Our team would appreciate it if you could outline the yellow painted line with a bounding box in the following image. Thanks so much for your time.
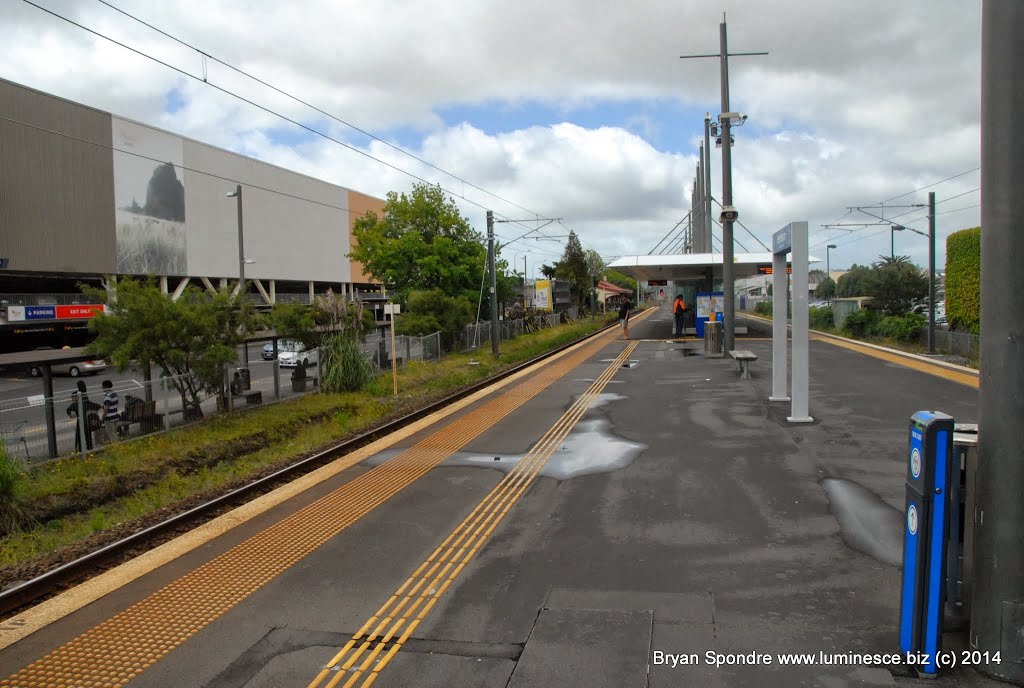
[309,341,638,688]
[812,333,978,388]
[0,331,621,687]
[740,312,978,388]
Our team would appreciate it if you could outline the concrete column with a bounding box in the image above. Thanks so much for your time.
[971,1,1024,680]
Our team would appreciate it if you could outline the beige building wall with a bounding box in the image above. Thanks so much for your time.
[347,191,386,285]
[0,79,116,274]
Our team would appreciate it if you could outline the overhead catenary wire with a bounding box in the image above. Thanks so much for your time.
[20,0,566,245]
[92,0,543,222]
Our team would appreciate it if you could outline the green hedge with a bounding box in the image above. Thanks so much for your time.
[842,309,924,343]
[809,306,834,330]
[946,227,980,333]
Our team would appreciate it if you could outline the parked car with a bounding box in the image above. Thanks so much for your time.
[28,351,107,378]
[277,341,318,368]
[262,342,276,360]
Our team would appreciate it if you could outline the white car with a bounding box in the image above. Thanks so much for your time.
[277,341,318,368]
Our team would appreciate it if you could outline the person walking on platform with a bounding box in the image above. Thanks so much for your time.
[618,298,632,340]
[672,293,688,337]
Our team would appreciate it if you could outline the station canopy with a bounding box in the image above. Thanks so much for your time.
[608,252,819,283]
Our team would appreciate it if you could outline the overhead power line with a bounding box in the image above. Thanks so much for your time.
[21,0,566,245]
[92,0,543,221]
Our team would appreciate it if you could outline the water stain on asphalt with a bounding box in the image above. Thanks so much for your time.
[360,395,644,480]
[822,477,903,568]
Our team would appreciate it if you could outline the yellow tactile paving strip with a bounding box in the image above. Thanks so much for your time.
[0,331,625,688]
[308,341,640,688]
[810,332,979,388]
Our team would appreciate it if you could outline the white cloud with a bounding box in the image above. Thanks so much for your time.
[0,0,982,269]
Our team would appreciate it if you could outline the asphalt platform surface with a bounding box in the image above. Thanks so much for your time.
[0,302,995,687]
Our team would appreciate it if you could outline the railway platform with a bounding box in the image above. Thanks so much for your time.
[0,302,995,687]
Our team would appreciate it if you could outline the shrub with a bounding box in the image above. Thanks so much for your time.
[809,306,835,330]
[879,313,927,342]
[321,333,374,393]
[946,227,980,333]
[842,308,882,338]
[754,301,773,316]
[0,439,28,533]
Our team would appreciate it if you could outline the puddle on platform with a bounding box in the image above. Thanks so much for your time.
[360,394,643,480]
[821,478,903,568]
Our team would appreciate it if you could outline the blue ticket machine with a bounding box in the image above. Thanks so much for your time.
[899,411,954,675]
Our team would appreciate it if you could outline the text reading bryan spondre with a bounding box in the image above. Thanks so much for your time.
[654,650,929,668]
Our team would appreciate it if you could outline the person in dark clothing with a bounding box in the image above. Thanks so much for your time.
[67,380,100,452]
[673,293,688,337]
[618,299,632,340]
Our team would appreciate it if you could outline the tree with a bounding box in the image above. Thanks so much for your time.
[554,231,590,307]
[836,264,873,297]
[863,255,928,315]
[815,277,836,300]
[604,269,637,292]
[348,183,486,304]
[395,289,475,352]
[539,263,556,279]
[85,278,254,419]
[269,291,376,350]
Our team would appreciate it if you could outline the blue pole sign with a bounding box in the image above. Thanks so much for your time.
[899,410,954,675]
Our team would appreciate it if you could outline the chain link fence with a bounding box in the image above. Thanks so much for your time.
[920,327,979,362]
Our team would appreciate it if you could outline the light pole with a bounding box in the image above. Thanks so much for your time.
[226,185,253,367]
[826,244,837,282]
[890,224,905,259]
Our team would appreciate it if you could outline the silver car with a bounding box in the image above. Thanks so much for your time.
[30,358,107,377]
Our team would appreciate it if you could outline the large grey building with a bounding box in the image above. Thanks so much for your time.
[0,78,385,349]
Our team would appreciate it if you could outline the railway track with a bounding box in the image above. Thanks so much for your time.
[0,321,617,618]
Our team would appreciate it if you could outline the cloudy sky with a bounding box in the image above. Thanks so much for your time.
[1,0,981,276]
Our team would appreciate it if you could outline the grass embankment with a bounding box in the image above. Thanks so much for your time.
[0,318,613,573]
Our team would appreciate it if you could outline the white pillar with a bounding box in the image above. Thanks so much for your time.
[308,281,315,304]
[269,279,276,304]
[770,249,789,402]
[787,221,813,423]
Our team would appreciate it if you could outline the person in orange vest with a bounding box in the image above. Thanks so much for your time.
[673,293,688,337]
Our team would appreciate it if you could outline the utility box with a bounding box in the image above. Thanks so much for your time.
[899,411,955,676]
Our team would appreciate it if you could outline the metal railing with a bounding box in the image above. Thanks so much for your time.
[0,293,98,307]
[920,327,979,361]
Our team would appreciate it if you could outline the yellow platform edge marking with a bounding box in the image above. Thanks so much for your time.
[0,330,604,653]
[2,334,617,687]
[740,312,978,385]
[307,341,638,688]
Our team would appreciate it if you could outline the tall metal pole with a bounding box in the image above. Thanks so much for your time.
[691,180,698,252]
[696,159,704,253]
[719,15,736,352]
[523,255,527,313]
[927,192,936,354]
[972,2,1024,681]
[487,211,499,357]
[234,184,249,367]
[891,226,896,259]
[704,114,713,253]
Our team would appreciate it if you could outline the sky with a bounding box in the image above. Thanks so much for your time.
[0,0,982,278]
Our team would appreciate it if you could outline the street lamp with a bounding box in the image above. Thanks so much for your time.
[226,185,251,367]
[514,254,527,312]
[826,244,837,280]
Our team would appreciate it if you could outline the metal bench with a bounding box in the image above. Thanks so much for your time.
[729,350,759,379]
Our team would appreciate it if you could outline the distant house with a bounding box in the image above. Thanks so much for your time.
[596,280,631,311]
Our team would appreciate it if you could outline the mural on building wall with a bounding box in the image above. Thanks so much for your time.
[112,119,187,275]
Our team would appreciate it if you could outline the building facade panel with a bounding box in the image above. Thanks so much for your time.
[347,191,386,284]
[0,79,116,274]
[182,139,351,283]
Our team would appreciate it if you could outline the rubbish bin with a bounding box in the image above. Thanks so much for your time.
[947,423,978,622]
[704,321,724,357]
[236,367,251,391]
